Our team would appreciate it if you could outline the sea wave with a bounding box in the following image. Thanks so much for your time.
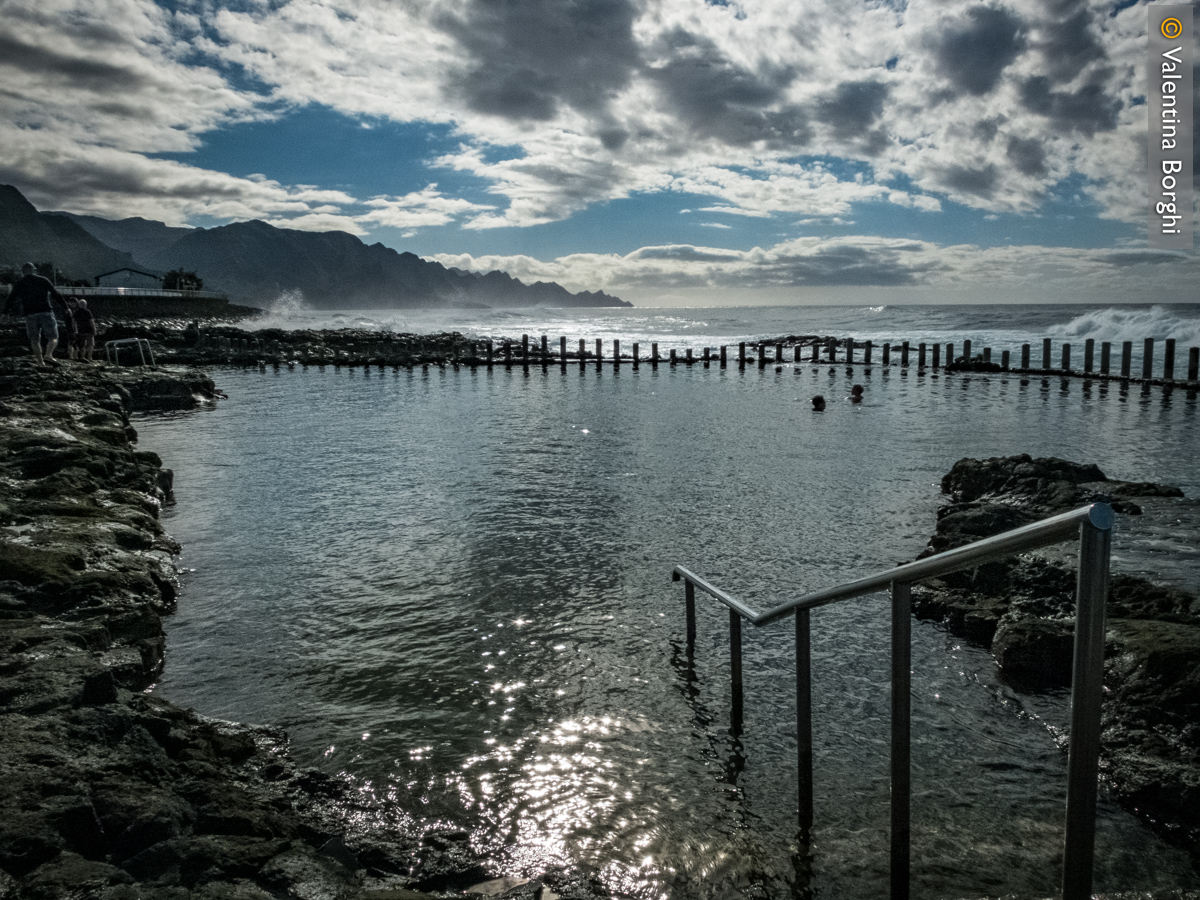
[1049,305,1200,346]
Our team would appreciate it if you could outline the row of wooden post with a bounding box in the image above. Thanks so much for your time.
[438,334,1200,383]
[234,332,1200,384]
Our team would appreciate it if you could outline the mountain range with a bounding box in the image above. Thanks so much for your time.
[0,185,629,309]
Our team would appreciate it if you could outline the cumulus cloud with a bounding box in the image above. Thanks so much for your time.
[431,236,1200,303]
[2,0,1193,283]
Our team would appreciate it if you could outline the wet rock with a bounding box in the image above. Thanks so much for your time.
[914,453,1200,859]
[992,617,1075,689]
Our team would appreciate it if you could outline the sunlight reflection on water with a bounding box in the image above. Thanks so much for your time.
[139,361,1200,898]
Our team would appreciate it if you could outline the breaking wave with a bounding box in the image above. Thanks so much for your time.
[1050,305,1200,346]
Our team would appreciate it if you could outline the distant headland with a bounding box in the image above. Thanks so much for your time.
[0,184,631,311]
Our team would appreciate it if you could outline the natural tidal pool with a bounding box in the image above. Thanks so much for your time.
[137,361,1200,899]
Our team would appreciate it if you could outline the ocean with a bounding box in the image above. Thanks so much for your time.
[136,303,1200,899]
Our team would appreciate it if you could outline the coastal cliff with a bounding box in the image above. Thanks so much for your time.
[0,359,617,899]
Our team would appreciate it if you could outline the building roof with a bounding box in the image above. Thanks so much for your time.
[95,267,163,279]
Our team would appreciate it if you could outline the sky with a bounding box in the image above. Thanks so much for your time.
[1,0,1197,306]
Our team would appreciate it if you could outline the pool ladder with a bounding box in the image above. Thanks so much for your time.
[672,502,1113,900]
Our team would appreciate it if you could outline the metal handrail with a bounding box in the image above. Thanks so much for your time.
[671,502,1113,900]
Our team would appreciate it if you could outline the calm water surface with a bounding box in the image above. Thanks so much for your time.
[138,358,1200,899]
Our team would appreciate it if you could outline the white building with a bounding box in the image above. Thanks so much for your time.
[96,268,162,289]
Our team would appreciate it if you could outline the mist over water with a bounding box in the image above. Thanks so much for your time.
[139,305,1200,899]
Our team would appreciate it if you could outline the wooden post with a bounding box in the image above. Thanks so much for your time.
[776,342,783,364]
[522,334,529,366]
[1084,339,1095,373]
[1042,338,1052,371]
[579,339,586,368]
[828,339,837,363]
[632,342,639,370]
[487,340,494,367]
[1001,349,1010,370]
[614,339,621,368]
[866,340,874,365]
[759,345,767,369]
[686,348,693,365]
[652,342,659,368]
[702,347,710,365]
[946,342,954,367]
[1164,339,1176,381]
[983,347,991,364]
[1100,342,1111,375]
[670,348,677,366]
[1121,341,1132,378]
[720,345,727,368]
[931,342,939,369]
[963,339,972,361]
[882,343,891,366]
[1188,347,1199,381]
[505,342,512,367]
[560,336,567,367]
[918,343,926,369]
[595,338,602,369]
[1021,343,1030,369]
[846,337,855,364]
[794,345,802,363]
[811,342,819,363]
[1062,344,1071,372]
[739,342,746,369]
[901,341,910,367]
[1142,339,1154,380]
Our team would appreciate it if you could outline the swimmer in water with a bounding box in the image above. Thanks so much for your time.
[849,384,864,403]
[811,395,826,411]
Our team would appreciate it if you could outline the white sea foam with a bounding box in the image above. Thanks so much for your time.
[1050,305,1200,346]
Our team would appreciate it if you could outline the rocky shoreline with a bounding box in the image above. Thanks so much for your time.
[911,454,1200,858]
[0,358,617,900]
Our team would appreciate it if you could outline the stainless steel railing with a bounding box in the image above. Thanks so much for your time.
[671,502,1113,900]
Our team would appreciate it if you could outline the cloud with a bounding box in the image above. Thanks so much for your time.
[0,0,1185,246]
[434,0,640,121]
[431,235,1200,302]
[930,6,1027,97]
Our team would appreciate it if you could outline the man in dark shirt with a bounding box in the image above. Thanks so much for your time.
[3,262,67,366]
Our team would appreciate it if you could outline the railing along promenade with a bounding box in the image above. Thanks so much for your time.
[210,332,1200,389]
[671,503,1114,900]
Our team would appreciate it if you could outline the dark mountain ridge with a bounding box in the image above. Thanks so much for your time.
[25,190,628,309]
[0,185,136,279]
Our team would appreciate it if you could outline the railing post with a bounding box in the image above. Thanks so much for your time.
[891,580,911,900]
[685,580,696,652]
[796,608,813,833]
[1061,508,1112,900]
[730,608,743,735]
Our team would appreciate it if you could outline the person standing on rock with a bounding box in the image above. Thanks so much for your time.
[73,298,97,361]
[2,262,68,366]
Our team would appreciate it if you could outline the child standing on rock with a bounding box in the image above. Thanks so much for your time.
[73,298,97,361]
